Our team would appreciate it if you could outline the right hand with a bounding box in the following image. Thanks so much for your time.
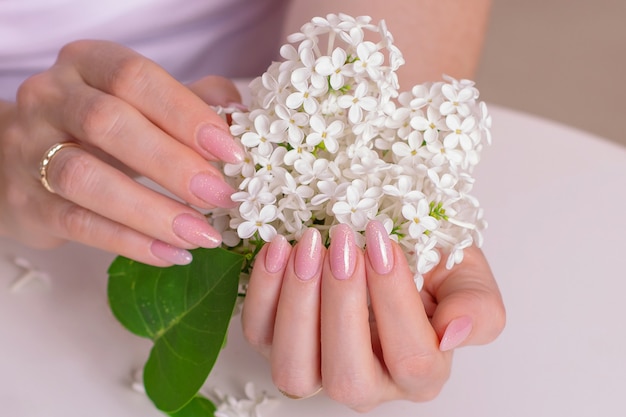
[0,40,244,266]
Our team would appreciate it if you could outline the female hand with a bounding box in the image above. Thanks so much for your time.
[241,220,505,411]
[0,40,244,266]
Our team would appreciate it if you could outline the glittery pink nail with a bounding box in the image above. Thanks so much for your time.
[150,240,192,265]
[172,213,221,248]
[190,173,237,208]
[294,228,322,281]
[329,224,356,280]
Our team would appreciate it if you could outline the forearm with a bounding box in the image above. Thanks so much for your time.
[284,0,492,86]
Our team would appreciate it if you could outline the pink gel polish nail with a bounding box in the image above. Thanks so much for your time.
[265,235,290,274]
[190,173,237,208]
[439,316,473,352]
[197,123,245,163]
[172,213,221,248]
[365,220,394,275]
[294,228,322,281]
[330,224,356,280]
[150,240,192,265]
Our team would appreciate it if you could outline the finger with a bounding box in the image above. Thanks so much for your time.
[48,81,237,210]
[57,40,245,164]
[44,144,222,253]
[242,235,292,359]
[365,221,450,402]
[38,197,182,266]
[270,228,324,398]
[320,225,387,411]
[187,75,242,107]
[424,245,506,351]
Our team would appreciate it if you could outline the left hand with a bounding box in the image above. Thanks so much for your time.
[241,220,505,412]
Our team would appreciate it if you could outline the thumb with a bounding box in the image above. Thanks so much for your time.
[423,245,506,351]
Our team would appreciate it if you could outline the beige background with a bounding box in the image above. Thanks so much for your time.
[476,0,625,147]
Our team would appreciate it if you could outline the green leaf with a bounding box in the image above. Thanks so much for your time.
[166,395,216,417]
[108,247,244,413]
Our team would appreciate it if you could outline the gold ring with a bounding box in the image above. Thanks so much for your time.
[278,386,323,400]
[39,142,81,194]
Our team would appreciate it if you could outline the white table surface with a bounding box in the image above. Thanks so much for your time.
[2,104,626,416]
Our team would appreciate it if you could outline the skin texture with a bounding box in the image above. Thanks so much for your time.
[242,224,504,411]
[0,1,504,409]
[285,0,493,85]
[0,41,243,265]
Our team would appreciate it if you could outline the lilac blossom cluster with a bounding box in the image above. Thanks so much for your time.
[214,14,492,289]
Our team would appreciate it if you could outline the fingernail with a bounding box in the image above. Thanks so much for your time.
[172,213,221,248]
[197,123,245,163]
[294,228,322,281]
[190,173,237,208]
[265,234,291,274]
[329,224,357,280]
[150,240,192,265]
[365,220,393,275]
[439,316,473,352]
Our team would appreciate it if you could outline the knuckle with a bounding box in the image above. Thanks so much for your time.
[389,351,437,378]
[57,202,93,239]
[271,367,318,399]
[241,325,271,352]
[323,376,376,410]
[107,53,151,97]
[388,351,450,395]
[51,150,95,197]
[16,72,51,111]
[57,40,90,61]
[77,94,125,141]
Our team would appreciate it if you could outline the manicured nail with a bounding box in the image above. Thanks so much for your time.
[150,240,192,265]
[439,316,473,352]
[365,220,393,275]
[197,123,245,163]
[294,228,322,281]
[172,213,221,248]
[265,235,291,274]
[190,173,237,208]
[329,224,357,280]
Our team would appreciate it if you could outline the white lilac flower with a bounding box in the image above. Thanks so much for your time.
[210,382,275,417]
[337,81,378,124]
[306,114,344,153]
[214,13,492,286]
[236,205,278,241]
[315,47,354,90]
[402,199,439,238]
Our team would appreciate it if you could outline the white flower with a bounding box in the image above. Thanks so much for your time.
[383,175,425,203]
[411,106,446,144]
[337,82,378,124]
[440,84,475,117]
[315,47,353,90]
[294,157,335,184]
[211,382,275,417]
[402,199,439,238]
[353,41,385,79]
[306,114,344,153]
[332,180,380,230]
[272,104,309,145]
[218,14,491,288]
[241,114,283,156]
[444,114,476,151]
[231,177,276,216]
[236,205,278,241]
